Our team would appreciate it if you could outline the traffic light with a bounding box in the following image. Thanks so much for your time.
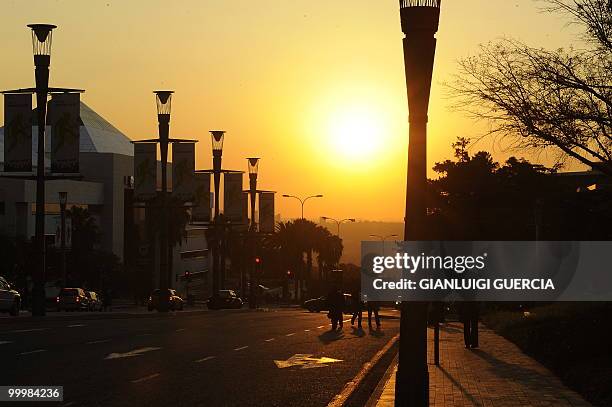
[184,271,191,282]
[254,257,261,264]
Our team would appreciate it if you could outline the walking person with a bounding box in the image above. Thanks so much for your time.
[350,290,363,329]
[327,286,344,330]
[367,301,381,329]
[459,301,479,348]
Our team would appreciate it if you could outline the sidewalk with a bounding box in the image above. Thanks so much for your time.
[374,322,591,407]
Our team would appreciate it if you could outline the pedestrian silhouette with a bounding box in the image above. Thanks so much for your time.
[459,301,479,348]
[327,286,344,330]
[367,301,381,329]
[350,290,364,329]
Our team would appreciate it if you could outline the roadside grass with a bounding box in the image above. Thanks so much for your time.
[483,302,612,407]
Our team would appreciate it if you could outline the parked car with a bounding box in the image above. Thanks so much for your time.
[0,276,21,316]
[86,291,102,312]
[57,288,89,311]
[147,289,184,311]
[207,290,243,310]
[303,294,353,313]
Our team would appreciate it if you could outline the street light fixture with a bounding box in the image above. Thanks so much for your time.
[282,194,323,219]
[58,192,68,287]
[369,234,398,256]
[247,158,260,231]
[247,157,260,309]
[154,90,174,312]
[210,130,225,301]
[29,23,57,317]
[321,216,356,236]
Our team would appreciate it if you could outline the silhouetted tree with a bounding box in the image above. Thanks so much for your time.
[449,0,612,175]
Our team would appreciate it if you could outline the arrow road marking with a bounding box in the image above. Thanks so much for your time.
[105,347,162,360]
[274,354,343,369]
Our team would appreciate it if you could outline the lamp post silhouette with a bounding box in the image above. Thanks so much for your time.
[210,130,225,301]
[59,191,67,287]
[155,90,173,312]
[281,194,323,219]
[247,157,260,309]
[396,1,441,406]
[321,216,355,237]
[29,24,56,316]
[369,234,398,256]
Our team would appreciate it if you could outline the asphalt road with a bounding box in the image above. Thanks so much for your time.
[1,308,400,407]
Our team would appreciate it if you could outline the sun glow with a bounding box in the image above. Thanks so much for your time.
[328,106,386,161]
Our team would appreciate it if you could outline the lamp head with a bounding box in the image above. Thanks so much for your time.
[58,191,67,206]
[247,157,260,176]
[27,24,56,57]
[399,0,441,34]
[154,90,173,116]
[210,131,225,153]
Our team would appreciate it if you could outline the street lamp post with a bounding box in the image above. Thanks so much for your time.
[281,194,323,219]
[29,23,57,317]
[397,1,441,406]
[59,192,67,287]
[369,234,398,256]
[321,216,355,237]
[247,158,260,309]
[210,131,225,301]
[155,90,173,312]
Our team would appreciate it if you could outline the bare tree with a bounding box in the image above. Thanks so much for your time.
[449,0,612,175]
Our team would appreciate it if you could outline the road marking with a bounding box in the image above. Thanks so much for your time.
[67,324,86,328]
[105,347,162,360]
[317,325,326,329]
[131,373,160,383]
[86,339,111,345]
[274,354,343,369]
[194,356,216,363]
[62,402,76,407]
[304,329,311,332]
[175,328,186,332]
[0,341,13,345]
[264,338,275,342]
[285,333,296,337]
[137,333,152,337]
[343,319,351,322]
[234,346,249,351]
[18,349,46,356]
[10,328,46,333]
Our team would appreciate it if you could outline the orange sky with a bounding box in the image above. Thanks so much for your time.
[0,0,583,221]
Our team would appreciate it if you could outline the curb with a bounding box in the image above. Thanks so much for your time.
[365,355,398,407]
[327,333,399,407]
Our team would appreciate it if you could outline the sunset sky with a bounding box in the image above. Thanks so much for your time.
[0,0,583,221]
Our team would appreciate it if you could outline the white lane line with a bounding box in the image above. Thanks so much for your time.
[194,356,216,363]
[18,349,46,356]
[105,347,162,360]
[67,324,86,328]
[234,346,249,351]
[285,333,296,337]
[304,329,311,332]
[10,328,46,333]
[0,341,13,345]
[61,402,76,407]
[317,325,326,329]
[264,338,275,342]
[343,319,351,323]
[86,339,111,345]
[175,328,186,332]
[131,373,160,383]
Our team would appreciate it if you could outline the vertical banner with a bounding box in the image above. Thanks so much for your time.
[259,192,275,233]
[223,172,243,222]
[171,142,195,201]
[193,172,211,222]
[242,192,249,226]
[49,93,80,173]
[3,93,32,172]
[134,143,157,201]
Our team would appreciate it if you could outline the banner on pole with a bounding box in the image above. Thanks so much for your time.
[3,94,32,172]
[49,93,80,173]
[171,142,195,201]
[259,192,275,233]
[134,143,157,201]
[193,172,212,222]
[242,192,249,226]
[223,172,243,222]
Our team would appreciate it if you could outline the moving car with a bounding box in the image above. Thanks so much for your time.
[57,288,89,311]
[147,289,184,311]
[207,290,243,310]
[0,276,21,316]
[303,294,353,313]
[86,291,102,311]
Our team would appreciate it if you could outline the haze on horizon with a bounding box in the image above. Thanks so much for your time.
[0,0,583,222]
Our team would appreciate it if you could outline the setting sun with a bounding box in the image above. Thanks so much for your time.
[328,106,386,161]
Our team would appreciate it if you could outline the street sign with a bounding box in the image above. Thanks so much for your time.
[274,354,342,369]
